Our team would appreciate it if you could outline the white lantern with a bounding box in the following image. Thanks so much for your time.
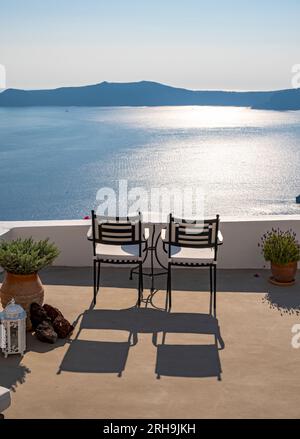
[0,299,26,358]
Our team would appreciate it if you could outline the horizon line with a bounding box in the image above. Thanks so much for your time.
[1,80,296,94]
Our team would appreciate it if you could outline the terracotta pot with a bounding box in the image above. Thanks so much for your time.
[0,272,44,330]
[271,262,297,284]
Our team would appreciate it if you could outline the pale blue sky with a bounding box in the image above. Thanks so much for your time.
[0,0,299,90]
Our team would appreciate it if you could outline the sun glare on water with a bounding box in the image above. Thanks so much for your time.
[98,105,299,131]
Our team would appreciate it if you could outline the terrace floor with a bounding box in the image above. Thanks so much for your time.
[1,267,300,419]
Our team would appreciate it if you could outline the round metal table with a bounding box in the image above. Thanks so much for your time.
[130,211,169,308]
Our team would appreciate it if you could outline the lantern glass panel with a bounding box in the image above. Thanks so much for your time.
[10,322,18,351]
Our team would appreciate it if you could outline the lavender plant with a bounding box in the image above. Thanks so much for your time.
[259,228,300,265]
[0,238,59,274]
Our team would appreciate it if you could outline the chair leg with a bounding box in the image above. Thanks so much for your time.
[93,259,97,305]
[213,265,217,317]
[140,262,144,293]
[209,265,213,315]
[165,265,169,311]
[138,262,142,307]
[168,262,172,311]
[97,260,101,293]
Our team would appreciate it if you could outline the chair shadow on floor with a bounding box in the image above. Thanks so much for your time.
[152,312,224,380]
[58,307,224,380]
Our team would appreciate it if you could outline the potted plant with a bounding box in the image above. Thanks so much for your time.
[260,228,300,285]
[0,238,59,329]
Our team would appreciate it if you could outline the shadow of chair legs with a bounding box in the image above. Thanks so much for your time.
[58,308,225,379]
[153,313,224,380]
[58,308,138,377]
[155,343,222,380]
[59,337,133,377]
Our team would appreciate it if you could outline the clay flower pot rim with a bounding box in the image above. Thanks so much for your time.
[6,271,38,276]
[270,261,298,266]
[5,271,39,277]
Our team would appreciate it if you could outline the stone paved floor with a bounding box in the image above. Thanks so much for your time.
[1,267,300,419]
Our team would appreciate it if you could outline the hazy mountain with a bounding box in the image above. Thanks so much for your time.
[0,80,299,110]
[252,88,300,110]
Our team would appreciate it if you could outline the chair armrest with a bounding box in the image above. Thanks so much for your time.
[141,228,150,254]
[161,228,169,254]
[87,226,93,241]
[218,230,224,245]
[143,227,150,241]
[161,228,167,242]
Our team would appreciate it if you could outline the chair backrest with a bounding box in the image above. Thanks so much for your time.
[168,214,220,253]
[91,211,142,246]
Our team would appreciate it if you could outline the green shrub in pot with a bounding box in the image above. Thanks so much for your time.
[0,238,59,329]
[259,229,300,284]
[0,238,59,274]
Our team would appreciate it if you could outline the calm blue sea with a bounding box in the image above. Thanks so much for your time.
[0,105,300,220]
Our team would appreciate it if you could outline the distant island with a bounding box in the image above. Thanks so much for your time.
[0,80,299,110]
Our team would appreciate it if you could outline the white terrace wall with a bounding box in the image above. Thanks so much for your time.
[0,221,91,268]
[1,216,300,269]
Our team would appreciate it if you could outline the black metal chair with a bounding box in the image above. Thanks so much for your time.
[88,211,148,306]
[162,214,223,315]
